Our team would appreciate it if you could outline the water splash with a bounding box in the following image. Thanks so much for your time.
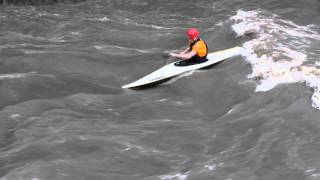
[231,10,320,109]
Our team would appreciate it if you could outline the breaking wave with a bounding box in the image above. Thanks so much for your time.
[231,10,320,109]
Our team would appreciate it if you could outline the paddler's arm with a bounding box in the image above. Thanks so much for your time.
[169,50,196,60]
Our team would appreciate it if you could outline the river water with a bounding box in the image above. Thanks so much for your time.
[0,0,320,179]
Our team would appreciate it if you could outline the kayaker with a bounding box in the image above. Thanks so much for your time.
[170,28,208,66]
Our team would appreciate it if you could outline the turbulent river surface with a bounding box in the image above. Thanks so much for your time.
[0,0,320,179]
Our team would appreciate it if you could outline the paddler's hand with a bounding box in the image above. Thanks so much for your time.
[169,52,179,57]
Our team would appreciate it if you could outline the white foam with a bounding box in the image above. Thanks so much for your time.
[95,17,110,22]
[204,164,216,171]
[11,32,66,43]
[231,10,320,109]
[232,21,261,37]
[24,50,46,54]
[93,45,156,54]
[126,19,172,30]
[0,72,54,80]
[159,172,189,180]
[231,10,261,37]
[0,73,29,80]
[10,114,21,120]
[311,92,320,109]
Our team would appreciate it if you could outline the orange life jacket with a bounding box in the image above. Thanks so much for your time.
[188,38,208,62]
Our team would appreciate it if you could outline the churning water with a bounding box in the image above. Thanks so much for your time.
[0,0,320,179]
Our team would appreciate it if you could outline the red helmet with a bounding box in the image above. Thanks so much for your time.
[186,28,199,39]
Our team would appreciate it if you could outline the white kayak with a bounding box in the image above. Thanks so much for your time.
[122,46,243,89]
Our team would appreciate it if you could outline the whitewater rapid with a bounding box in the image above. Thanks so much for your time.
[231,10,320,110]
